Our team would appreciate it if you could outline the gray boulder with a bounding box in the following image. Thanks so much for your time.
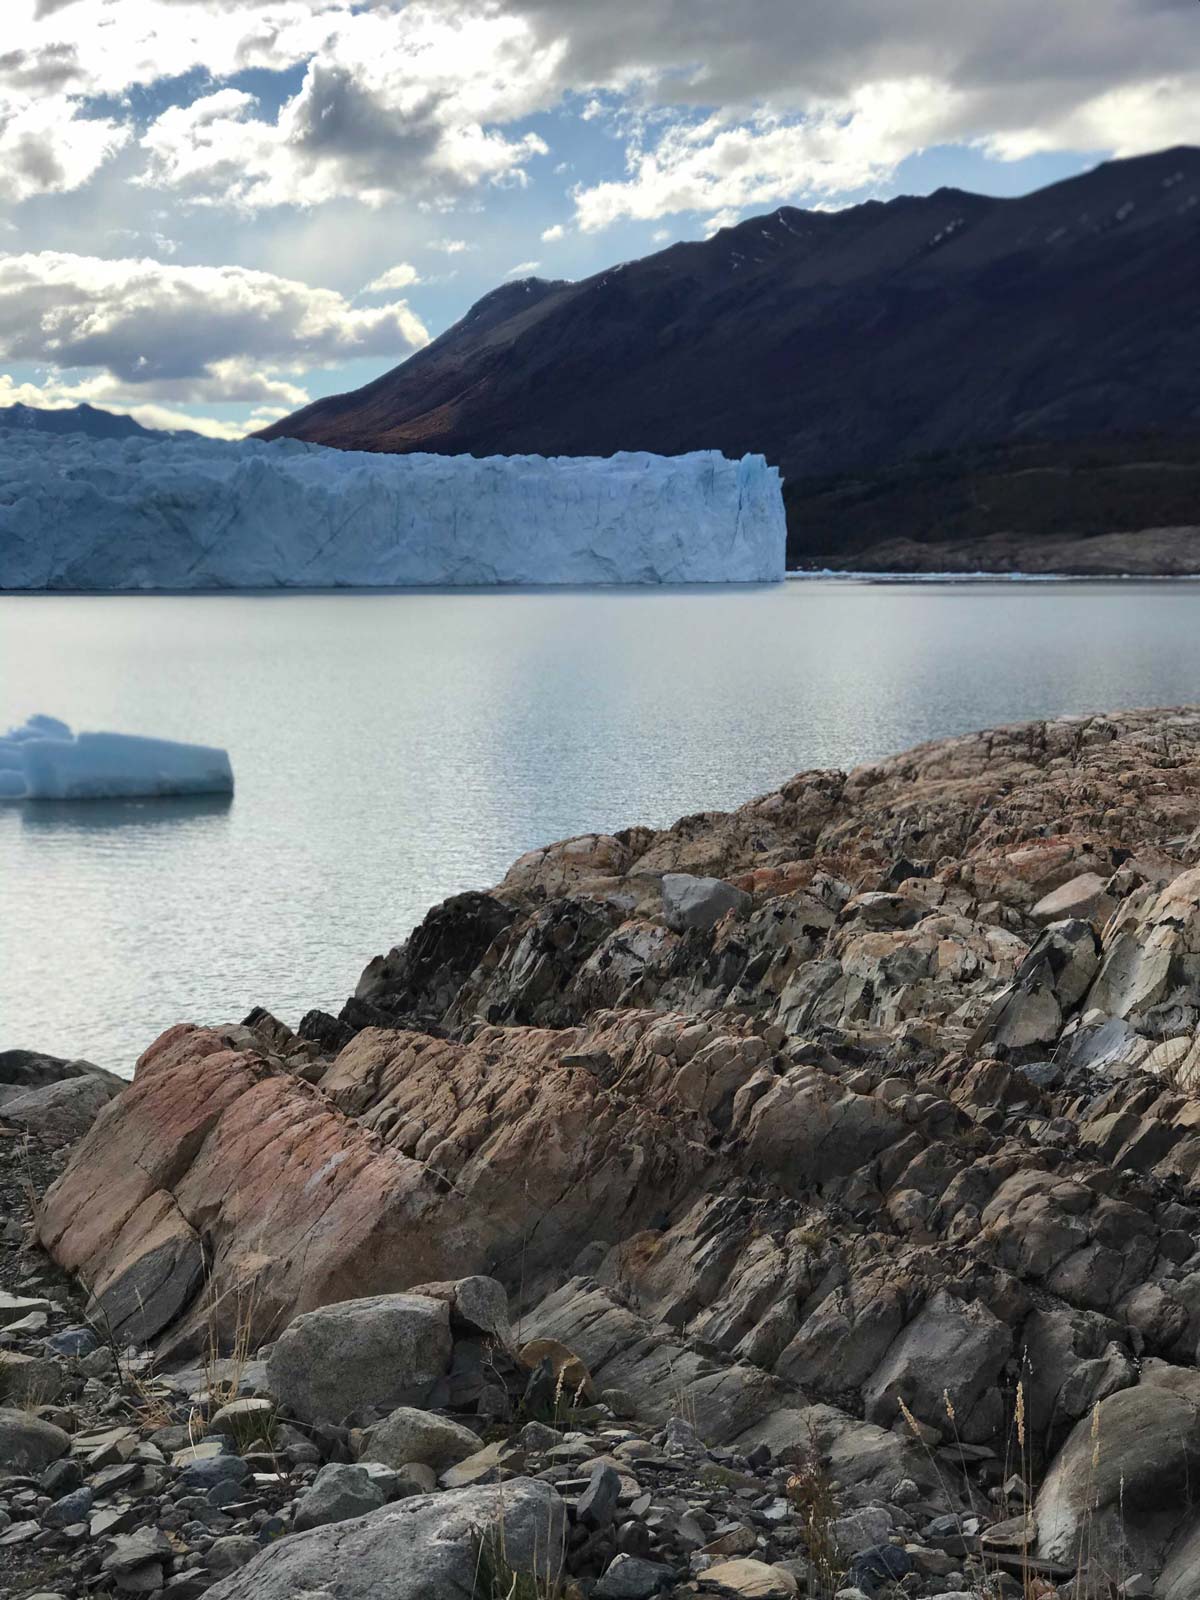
[266,1294,452,1424]
[0,1409,70,1473]
[0,1074,120,1142]
[203,1479,566,1600]
[404,1276,513,1346]
[359,1407,481,1473]
[863,1291,1012,1443]
[661,873,751,933]
[1036,1380,1200,1581]
[293,1463,385,1531]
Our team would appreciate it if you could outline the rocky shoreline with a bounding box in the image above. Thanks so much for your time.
[10,707,1200,1598]
[791,527,1200,577]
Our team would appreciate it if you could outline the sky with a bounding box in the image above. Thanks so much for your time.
[0,0,1196,440]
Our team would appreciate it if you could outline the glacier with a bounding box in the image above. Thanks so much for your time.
[0,433,785,590]
[0,715,233,800]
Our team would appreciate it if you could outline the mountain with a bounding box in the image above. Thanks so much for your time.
[0,403,170,441]
[259,147,1200,570]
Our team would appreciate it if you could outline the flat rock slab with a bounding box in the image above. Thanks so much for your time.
[0,1291,51,1327]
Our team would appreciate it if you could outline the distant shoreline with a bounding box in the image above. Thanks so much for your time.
[787,568,1200,583]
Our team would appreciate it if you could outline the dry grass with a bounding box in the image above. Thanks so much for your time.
[785,1452,841,1599]
[471,1479,567,1600]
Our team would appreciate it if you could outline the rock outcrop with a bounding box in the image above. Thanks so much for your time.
[35,706,1200,1596]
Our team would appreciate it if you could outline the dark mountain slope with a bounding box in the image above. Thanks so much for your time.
[260,148,1200,568]
[0,403,175,441]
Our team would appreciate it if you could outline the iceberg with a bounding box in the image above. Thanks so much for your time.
[0,434,786,590]
[0,715,233,800]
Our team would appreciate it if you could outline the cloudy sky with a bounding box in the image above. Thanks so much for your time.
[1,0,1196,439]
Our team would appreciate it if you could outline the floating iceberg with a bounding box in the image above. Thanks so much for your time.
[0,715,233,800]
[0,434,786,590]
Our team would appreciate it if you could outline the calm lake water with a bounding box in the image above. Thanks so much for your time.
[1,579,1197,1074]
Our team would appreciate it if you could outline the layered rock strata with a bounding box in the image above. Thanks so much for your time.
[36,706,1200,1594]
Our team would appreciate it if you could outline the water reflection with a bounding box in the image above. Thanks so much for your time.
[14,793,233,834]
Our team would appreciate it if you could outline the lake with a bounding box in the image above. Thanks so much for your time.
[1,579,1197,1074]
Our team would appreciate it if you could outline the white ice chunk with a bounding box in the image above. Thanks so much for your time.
[0,716,233,800]
[0,436,786,591]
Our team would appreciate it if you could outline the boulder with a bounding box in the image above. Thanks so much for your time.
[1088,868,1200,1020]
[0,1409,70,1473]
[1035,1382,1200,1580]
[661,873,752,933]
[267,1295,452,1425]
[293,1463,386,1531]
[1031,872,1115,927]
[358,1407,481,1473]
[202,1479,566,1600]
[863,1292,1012,1443]
[404,1275,513,1345]
[0,1074,121,1142]
[0,1047,121,1101]
[595,1554,679,1597]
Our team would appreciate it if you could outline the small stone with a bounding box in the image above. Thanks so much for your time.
[206,1479,244,1508]
[204,1534,260,1577]
[0,1520,40,1545]
[698,1558,798,1596]
[519,1420,562,1452]
[177,1454,249,1491]
[438,1439,524,1489]
[578,1462,622,1530]
[359,1406,480,1473]
[207,1398,275,1437]
[91,1505,142,1538]
[102,1526,173,1573]
[44,1326,99,1358]
[43,1486,92,1528]
[594,1554,678,1598]
[41,1457,84,1496]
[0,1291,52,1327]
[293,1463,385,1531]
[114,1565,166,1594]
[91,1462,142,1496]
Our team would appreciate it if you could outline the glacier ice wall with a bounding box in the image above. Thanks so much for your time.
[0,715,233,800]
[0,434,786,590]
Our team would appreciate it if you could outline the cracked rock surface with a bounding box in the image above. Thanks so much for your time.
[20,708,1200,1597]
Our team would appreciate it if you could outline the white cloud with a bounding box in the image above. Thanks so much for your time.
[540,223,566,242]
[136,5,558,211]
[571,80,965,231]
[363,262,422,292]
[4,0,1196,234]
[0,251,429,418]
[433,238,472,254]
[0,94,128,202]
[505,260,540,276]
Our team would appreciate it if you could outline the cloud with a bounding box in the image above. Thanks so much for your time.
[0,94,128,202]
[0,251,429,414]
[362,262,422,293]
[433,238,472,254]
[571,81,961,230]
[137,5,558,210]
[6,0,1197,232]
[505,259,540,276]
[540,223,566,242]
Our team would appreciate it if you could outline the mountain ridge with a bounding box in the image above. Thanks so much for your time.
[259,146,1200,568]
